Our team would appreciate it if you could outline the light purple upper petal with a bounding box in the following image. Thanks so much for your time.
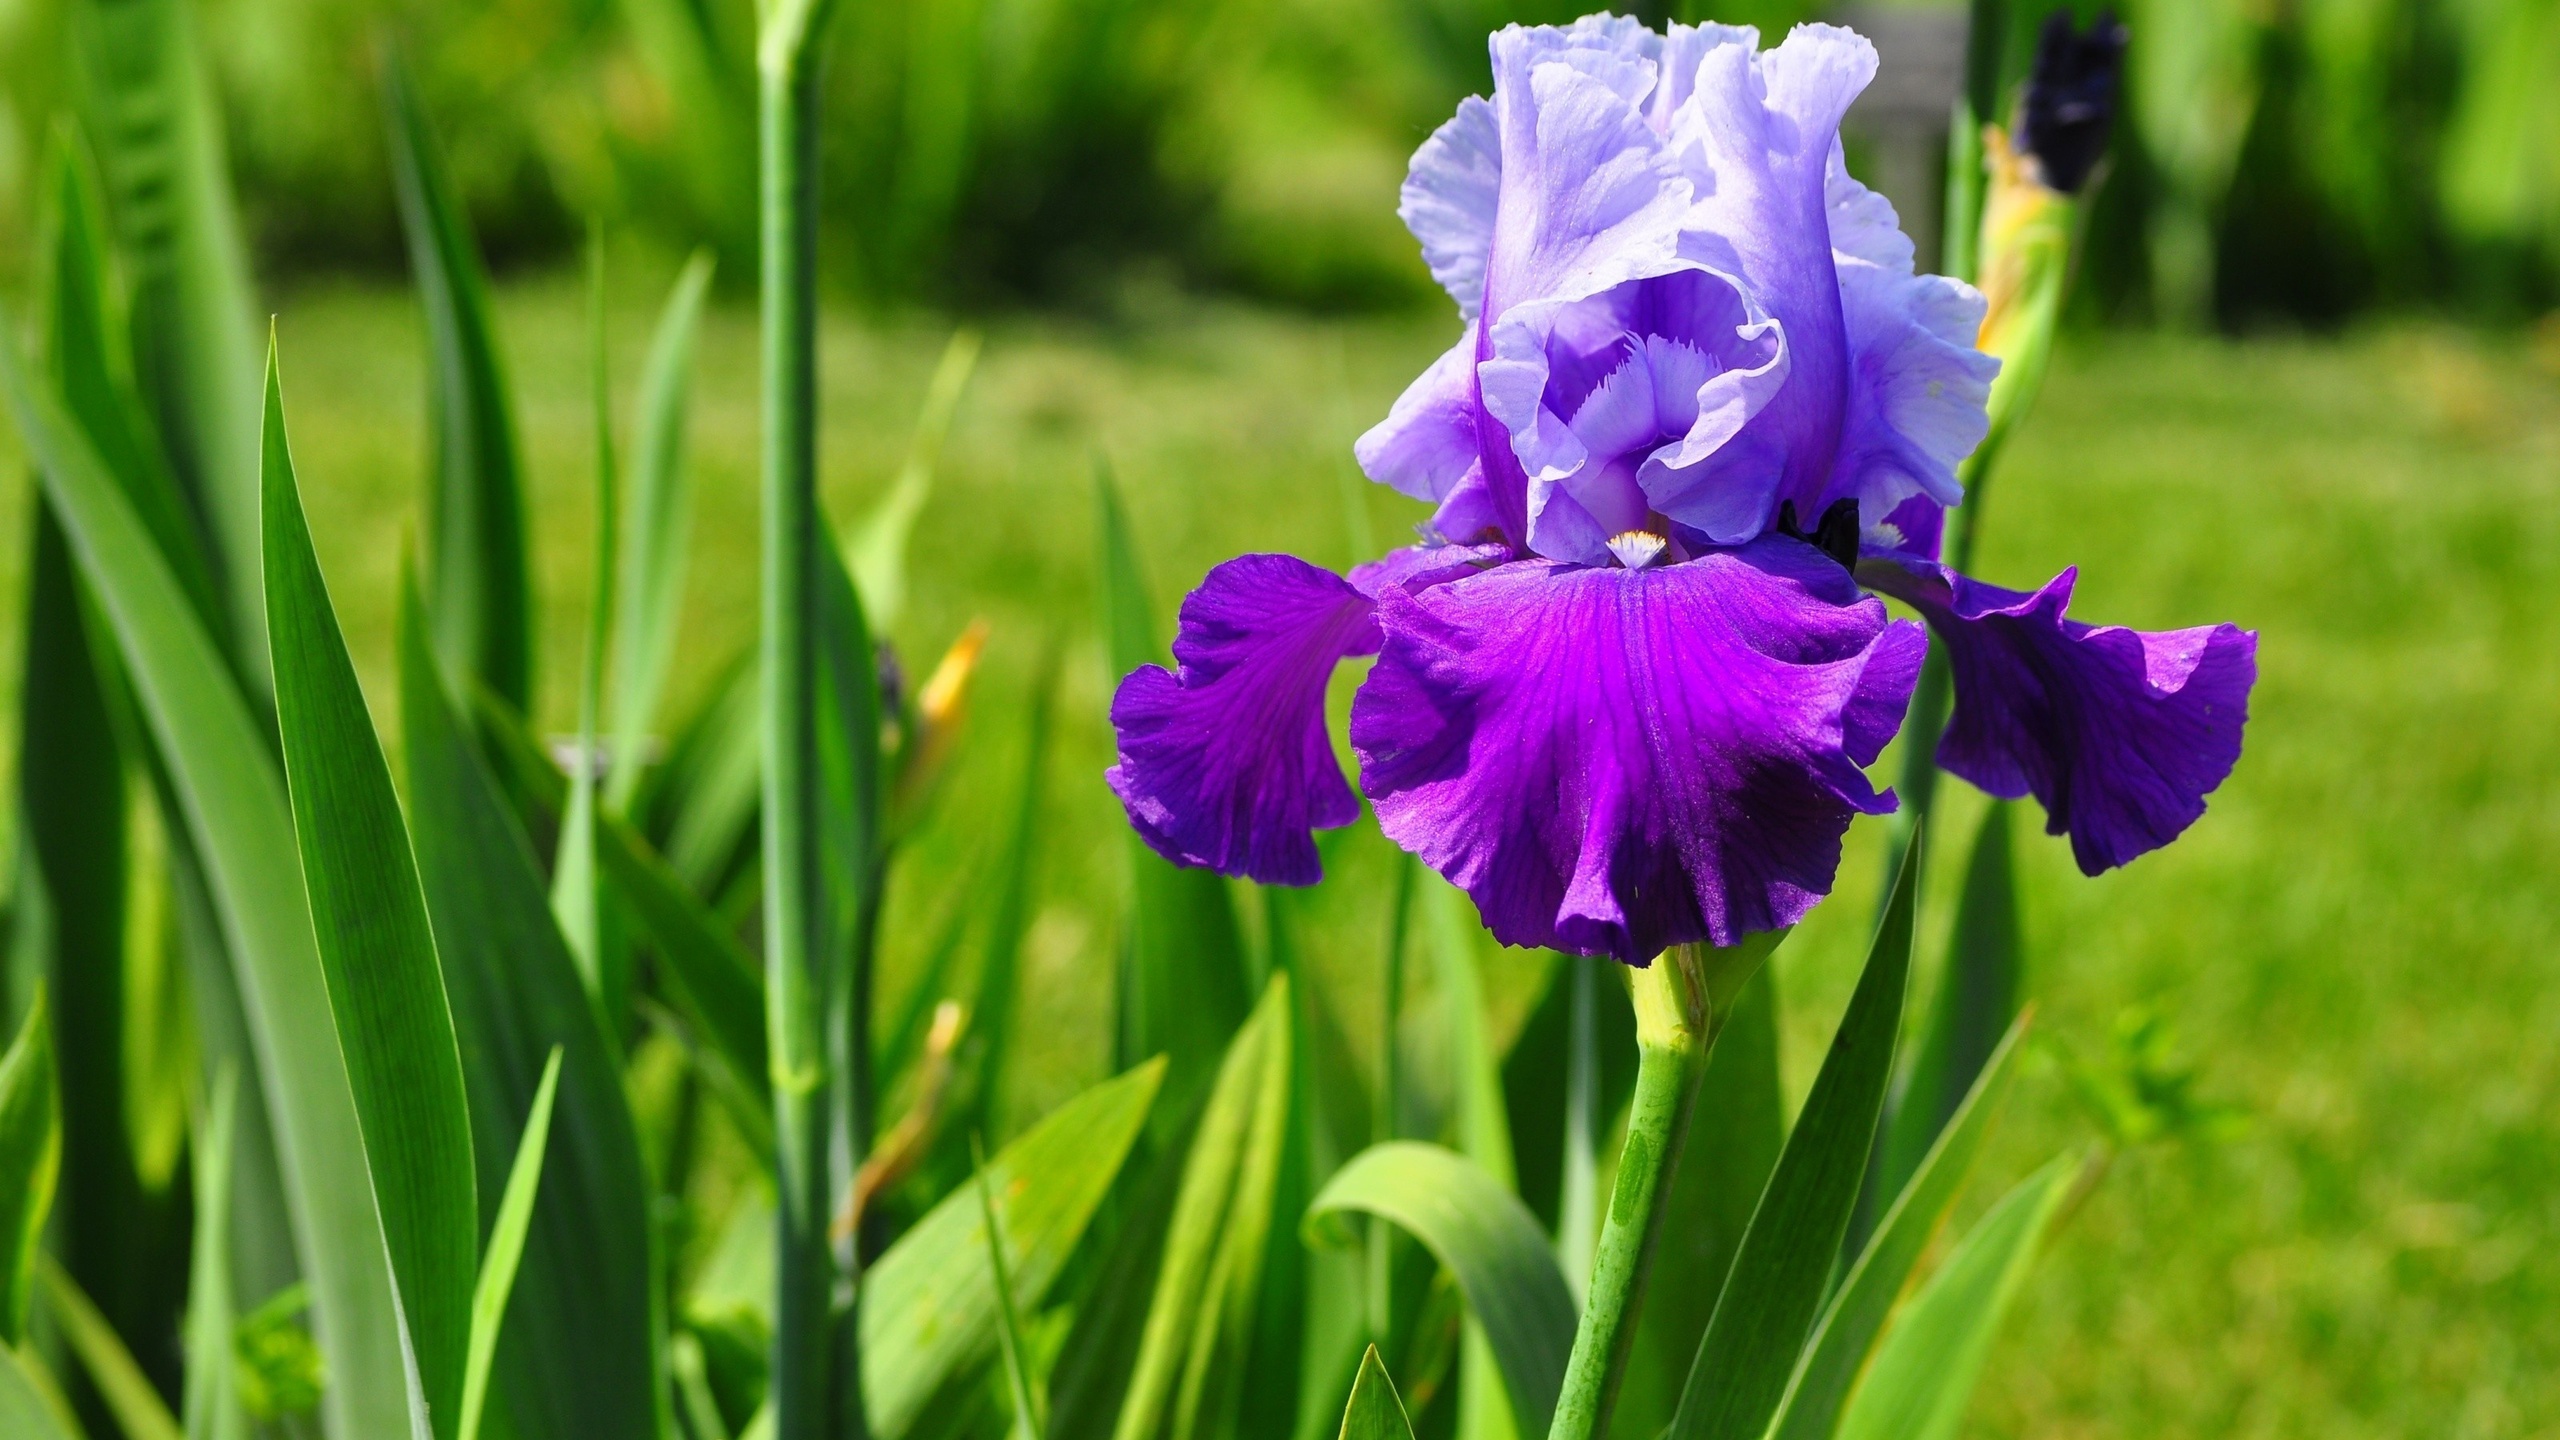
[1824,151,1998,523]
[1859,557,2257,874]
[1357,325,1482,506]
[1351,536,1921,961]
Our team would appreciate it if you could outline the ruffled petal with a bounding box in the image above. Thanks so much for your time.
[1108,555,1380,885]
[1650,24,1877,539]
[1352,537,1918,961]
[1823,150,1999,524]
[1402,97,1503,319]
[1859,558,2257,874]
[1356,325,1482,505]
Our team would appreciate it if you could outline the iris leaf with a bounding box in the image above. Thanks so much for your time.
[848,327,982,630]
[182,1066,244,1440]
[1338,1347,1416,1440]
[1108,977,1291,1440]
[607,248,717,812]
[263,346,478,1438]
[0,1347,79,1440]
[402,584,664,1440]
[0,303,416,1439]
[66,0,266,682]
[1305,1141,1577,1440]
[36,1256,180,1440]
[1831,1154,2077,1440]
[1769,1010,2033,1440]
[384,49,533,711]
[457,1048,565,1440]
[863,1058,1165,1439]
[1666,828,1921,1440]
[1871,801,2024,1229]
[0,990,59,1345]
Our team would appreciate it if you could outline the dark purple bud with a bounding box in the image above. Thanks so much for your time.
[2020,9,2128,195]
[875,638,906,718]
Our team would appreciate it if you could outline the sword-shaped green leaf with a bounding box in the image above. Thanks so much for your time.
[1770,1011,2034,1440]
[0,991,59,1344]
[384,50,533,712]
[0,1347,79,1440]
[263,347,477,1438]
[402,577,665,1440]
[37,1256,180,1440]
[67,0,266,683]
[863,1058,1165,1439]
[182,1066,244,1440]
[606,249,717,812]
[0,303,415,1439]
[1336,1348,1415,1440]
[457,1049,564,1440]
[1831,1155,2076,1440]
[1667,832,1921,1440]
[1305,1142,1577,1440]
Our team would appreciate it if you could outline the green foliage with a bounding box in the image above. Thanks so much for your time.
[1336,1348,1415,1440]
[386,51,535,714]
[36,1256,183,1440]
[181,1067,243,1440]
[2,299,418,1439]
[457,1049,565,1440]
[1830,1156,2079,1440]
[1668,837,1919,1440]
[1306,1142,1576,1439]
[0,991,60,1345]
[263,349,478,1438]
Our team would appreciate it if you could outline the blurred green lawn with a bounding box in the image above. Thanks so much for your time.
[6,273,2558,1437]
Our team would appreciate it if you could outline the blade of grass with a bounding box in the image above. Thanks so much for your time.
[1338,1347,1415,1440]
[42,128,229,653]
[556,232,623,1018]
[182,1065,243,1440]
[38,1256,179,1440]
[973,1135,1043,1440]
[66,0,266,687]
[1831,1154,2076,1440]
[1109,979,1287,1440]
[1168,973,1292,1440]
[262,343,477,1437]
[468,686,771,1099]
[1420,879,1521,1440]
[846,328,982,629]
[959,647,1056,1144]
[1665,836,1922,1440]
[1,315,416,1438]
[1870,802,2025,1233]
[384,49,534,712]
[402,582,666,1440]
[1306,1141,1574,1440]
[1094,464,1249,1127]
[1770,1010,2034,1440]
[607,248,718,813]
[0,990,59,1345]
[863,1058,1165,1439]
[0,1346,80,1440]
[31,136,206,1388]
[457,1048,564,1440]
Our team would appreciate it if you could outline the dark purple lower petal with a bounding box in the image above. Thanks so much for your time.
[1108,554,1380,885]
[1859,557,2256,873]
[1352,538,1920,962]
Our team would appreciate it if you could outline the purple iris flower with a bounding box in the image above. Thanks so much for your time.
[1107,16,2256,965]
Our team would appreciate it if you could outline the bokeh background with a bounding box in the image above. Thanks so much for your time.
[2,0,2558,1436]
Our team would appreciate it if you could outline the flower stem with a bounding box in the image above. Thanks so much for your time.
[1546,945,1722,1440]
[759,2,848,1437]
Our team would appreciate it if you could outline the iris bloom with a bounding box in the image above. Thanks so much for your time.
[1108,16,2255,965]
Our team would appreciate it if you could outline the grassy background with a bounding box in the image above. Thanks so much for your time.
[6,274,2558,1436]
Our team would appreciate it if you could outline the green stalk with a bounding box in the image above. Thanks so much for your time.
[1547,939,1771,1440]
[757,2,846,1437]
